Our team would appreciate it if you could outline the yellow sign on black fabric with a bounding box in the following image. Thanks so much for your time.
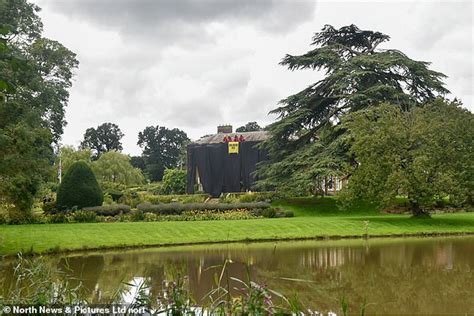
[228,142,239,154]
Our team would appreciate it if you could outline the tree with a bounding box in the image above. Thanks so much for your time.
[236,121,262,132]
[258,24,448,193]
[1,0,78,142]
[130,156,146,172]
[137,126,189,181]
[92,151,145,187]
[56,161,103,210]
[161,168,187,195]
[0,0,78,213]
[341,99,473,216]
[80,122,124,158]
[0,110,52,213]
[57,146,93,177]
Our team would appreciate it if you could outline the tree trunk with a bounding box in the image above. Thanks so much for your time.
[324,176,328,196]
[409,200,430,218]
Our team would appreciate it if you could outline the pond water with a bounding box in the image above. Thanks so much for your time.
[1,236,473,314]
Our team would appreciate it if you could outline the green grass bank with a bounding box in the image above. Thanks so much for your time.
[1,198,473,256]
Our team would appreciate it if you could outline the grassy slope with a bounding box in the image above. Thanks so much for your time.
[273,196,380,217]
[1,198,473,255]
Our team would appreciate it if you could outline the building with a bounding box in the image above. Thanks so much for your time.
[186,125,269,197]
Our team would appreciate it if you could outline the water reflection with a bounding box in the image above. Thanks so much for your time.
[1,237,473,314]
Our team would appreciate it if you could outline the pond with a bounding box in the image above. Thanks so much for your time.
[1,236,473,314]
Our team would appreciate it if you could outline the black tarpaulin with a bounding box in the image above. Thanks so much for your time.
[186,141,267,197]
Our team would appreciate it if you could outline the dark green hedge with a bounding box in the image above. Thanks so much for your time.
[137,202,270,215]
[82,204,131,216]
[56,161,103,210]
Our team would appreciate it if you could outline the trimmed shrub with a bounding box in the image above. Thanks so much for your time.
[137,202,270,215]
[82,204,131,216]
[284,210,294,217]
[137,210,257,222]
[142,193,209,204]
[56,161,103,210]
[220,192,278,203]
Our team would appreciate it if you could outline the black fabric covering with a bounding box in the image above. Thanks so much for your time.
[186,141,267,197]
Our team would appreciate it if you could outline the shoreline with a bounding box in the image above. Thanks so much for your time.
[3,230,474,258]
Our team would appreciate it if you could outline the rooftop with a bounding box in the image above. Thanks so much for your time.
[192,130,269,144]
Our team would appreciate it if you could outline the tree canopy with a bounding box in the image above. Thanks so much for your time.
[57,146,143,188]
[137,126,189,181]
[80,122,124,158]
[341,99,473,215]
[236,121,262,133]
[0,0,78,213]
[92,151,145,186]
[57,146,93,176]
[258,24,449,194]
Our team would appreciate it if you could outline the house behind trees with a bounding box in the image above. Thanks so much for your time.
[186,125,269,197]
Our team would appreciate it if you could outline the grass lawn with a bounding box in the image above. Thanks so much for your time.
[1,198,473,255]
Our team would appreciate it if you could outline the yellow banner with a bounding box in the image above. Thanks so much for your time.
[228,141,239,154]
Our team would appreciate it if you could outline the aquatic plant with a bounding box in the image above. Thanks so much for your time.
[1,254,372,315]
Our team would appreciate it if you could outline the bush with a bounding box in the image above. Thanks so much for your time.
[103,193,114,205]
[82,204,131,216]
[142,193,208,204]
[31,214,48,224]
[118,192,141,208]
[56,161,103,210]
[72,210,97,223]
[143,212,160,222]
[220,192,278,203]
[6,210,35,225]
[130,209,145,221]
[0,212,8,224]
[142,194,174,204]
[161,169,187,195]
[262,208,276,218]
[179,194,209,203]
[137,202,270,215]
[103,188,124,201]
[42,201,57,214]
[251,207,288,218]
[48,213,70,224]
[137,210,257,222]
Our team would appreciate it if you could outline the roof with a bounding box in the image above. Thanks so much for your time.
[192,130,270,144]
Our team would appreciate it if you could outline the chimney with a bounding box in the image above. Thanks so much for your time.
[217,125,232,134]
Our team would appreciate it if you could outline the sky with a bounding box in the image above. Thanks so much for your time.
[34,0,473,156]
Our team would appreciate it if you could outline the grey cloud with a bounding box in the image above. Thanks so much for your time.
[47,0,316,43]
[41,0,473,156]
[166,99,224,127]
[410,2,472,50]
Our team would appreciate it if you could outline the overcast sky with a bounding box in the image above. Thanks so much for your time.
[34,0,473,155]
